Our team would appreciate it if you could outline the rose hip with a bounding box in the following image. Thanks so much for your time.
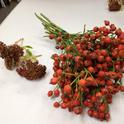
[53,102,60,108]
[47,90,53,97]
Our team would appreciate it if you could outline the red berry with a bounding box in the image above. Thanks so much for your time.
[56,69,62,76]
[49,34,55,39]
[84,33,90,38]
[82,50,88,57]
[120,86,124,92]
[101,49,107,56]
[99,80,105,85]
[106,80,113,86]
[119,50,124,57]
[99,112,105,121]
[72,100,80,107]
[86,77,94,83]
[93,111,99,118]
[61,103,67,109]
[95,31,101,38]
[96,92,102,98]
[107,98,112,104]
[47,90,53,97]
[90,34,96,40]
[73,107,83,114]
[91,96,97,103]
[104,37,111,44]
[93,26,99,32]
[84,60,92,67]
[110,24,116,31]
[50,77,58,85]
[88,66,95,73]
[64,85,72,94]
[105,113,110,121]
[98,71,105,78]
[78,79,86,87]
[89,52,97,59]
[104,20,110,26]
[105,56,112,62]
[88,109,93,117]
[119,32,124,39]
[97,55,104,62]
[101,88,107,94]
[53,102,60,108]
[75,56,81,62]
[103,28,110,36]
[55,46,59,49]
[54,89,60,97]
[118,44,124,50]
[56,37,62,42]
[115,28,122,36]
[83,101,89,106]
[99,104,106,112]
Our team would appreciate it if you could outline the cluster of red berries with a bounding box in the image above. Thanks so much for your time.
[47,20,124,121]
[0,41,46,80]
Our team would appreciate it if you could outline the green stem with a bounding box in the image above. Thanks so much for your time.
[84,67,94,79]
[70,71,84,85]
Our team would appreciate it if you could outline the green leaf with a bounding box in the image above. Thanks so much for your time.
[23,45,33,49]
[26,49,32,56]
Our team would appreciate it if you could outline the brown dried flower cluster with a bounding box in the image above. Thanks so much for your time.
[0,40,46,80]
[16,60,46,80]
[108,0,122,11]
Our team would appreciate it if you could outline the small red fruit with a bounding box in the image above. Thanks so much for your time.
[64,84,72,94]
[96,92,102,98]
[53,102,60,108]
[47,90,53,97]
[99,112,105,121]
[61,103,67,109]
[104,37,111,44]
[50,77,58,85]
[105,113,110,121]
[105,56,112,62]
[99,104,106,112]
[86,77,94,83]
[54,89,60,97]
[56,37,62,42]
[93,111,99,118]
[72,100,80,107]
[91,96,97,103]
[98,71,105,78]
[93,26,99,32]
[88,66,95,73]
[88,109,93,117]
[120,86,124,92]
[90,34,96,40]
[97,55,104,62]
[56,69,62,76]
[73,107,83,114]
[84,60,92,67]
[49,33,55,39]
[104,20,110,26]
[110,24,116,31]
[101,49,107,56]
[78,79,86,87]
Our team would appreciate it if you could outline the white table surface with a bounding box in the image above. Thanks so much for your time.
[0,0,124,124]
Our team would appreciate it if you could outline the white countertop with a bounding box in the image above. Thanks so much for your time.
[0,0,124,124]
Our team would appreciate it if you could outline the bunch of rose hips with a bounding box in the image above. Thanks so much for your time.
[46,20,124,121]
[36,13,124,121]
